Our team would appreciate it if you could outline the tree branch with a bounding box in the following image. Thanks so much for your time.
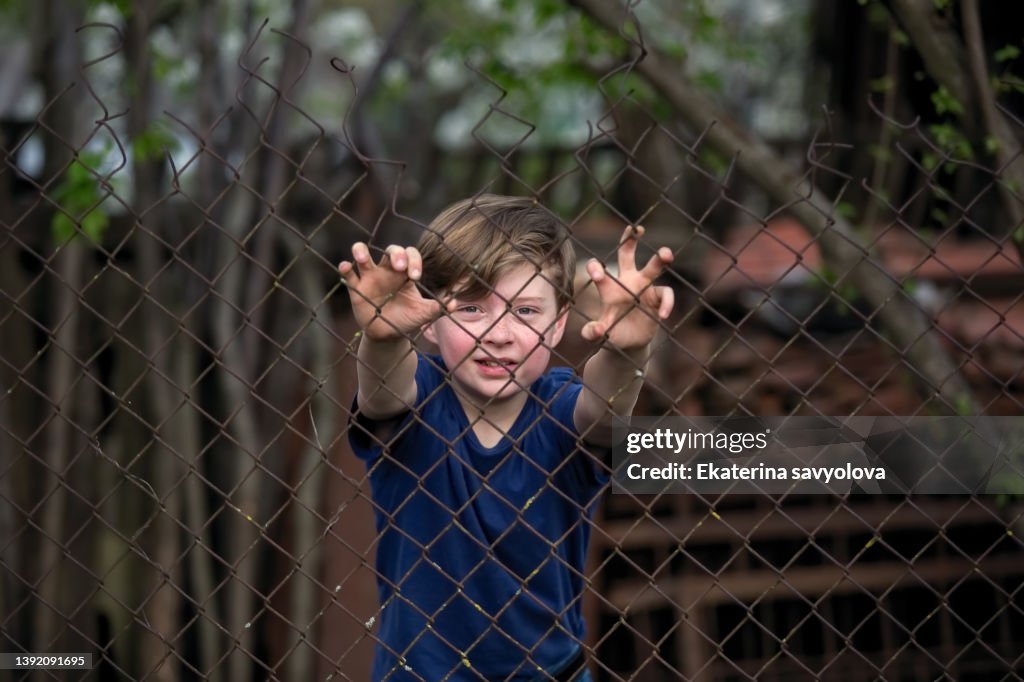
[890,0,1023,254]
[35,0,86,653]
[567,0,986,416]
[888,0,971,106]
[283,242,337,682]
[961,0,1024,251]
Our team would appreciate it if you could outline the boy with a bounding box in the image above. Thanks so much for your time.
[340,195,673,681]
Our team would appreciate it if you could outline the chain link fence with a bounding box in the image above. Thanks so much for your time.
[2,7,1024,682]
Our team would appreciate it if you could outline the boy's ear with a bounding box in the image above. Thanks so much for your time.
[423,320,437,345]
[548,305,570,347]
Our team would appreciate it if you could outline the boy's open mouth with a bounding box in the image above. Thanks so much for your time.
[475,358,517,372]
[475,356,516,366]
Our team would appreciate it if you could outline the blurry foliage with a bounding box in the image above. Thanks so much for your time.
[132,120,180,163]
[994,41,1024,96]
[88,0,132,17]
[1,0,815,178]
[0,0,28,21]
[930,85,963,117]
[423,0,806,148]
[50,148,111,245]
[815,263,862,308]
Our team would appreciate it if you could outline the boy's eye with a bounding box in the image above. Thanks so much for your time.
[456,305,482,315]
[515,307,539,316]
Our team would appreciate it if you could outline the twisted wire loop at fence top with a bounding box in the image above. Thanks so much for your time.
[1,10,1023,682]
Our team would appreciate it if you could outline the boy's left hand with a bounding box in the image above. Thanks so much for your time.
[581,225,674,350]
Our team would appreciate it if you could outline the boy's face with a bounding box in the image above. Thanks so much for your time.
[424,263,567,406]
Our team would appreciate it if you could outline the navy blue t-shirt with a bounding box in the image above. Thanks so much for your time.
[349,354,609,681]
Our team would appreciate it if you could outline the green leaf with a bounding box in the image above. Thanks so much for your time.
[80,207,109,242]
[49,149,111,246]
[693,11,719,41]
[817,264,838,286]
[995,44,1021,63]
[868,144,892,163]
[86,0,130,13]
[838,283,859,305]
[928,122,973,160]
[662,42,687,61]
[931,86,964,116]
[995,74,1024,95]
[621,18,640,41]
[867,4,889,26]
[992,468,1024,504]
[534,0,560,23]
[700,149,729,178]
[954,393,973,417]
[869,75,894,93]
[52,212,77,243]
[694,71,722,91]
[132,122,179,163]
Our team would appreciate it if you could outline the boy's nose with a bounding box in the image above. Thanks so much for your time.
[482,313,513,344]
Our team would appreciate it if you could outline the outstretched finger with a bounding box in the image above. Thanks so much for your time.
[580,319,605,342]
[338,260,360,287]
[656,285,675,319]
[639,246,674,280]
[616,225,644,274]
[586,258,618,300]
[406,247,423,281]
[351,242,373,270]
[585,258,606,283]
[381,244,408,273]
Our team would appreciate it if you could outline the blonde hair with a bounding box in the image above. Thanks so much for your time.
[418,195,575,307]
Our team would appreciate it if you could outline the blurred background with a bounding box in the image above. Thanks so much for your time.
[1,0,1023,679]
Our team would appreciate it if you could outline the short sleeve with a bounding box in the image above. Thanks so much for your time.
[535,366,583,440]
[534,367,610,488]
[347,353,445,462]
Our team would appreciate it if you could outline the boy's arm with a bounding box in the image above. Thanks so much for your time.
[339,243,440,420]
[355,335,419,420]
[574,226,674,445]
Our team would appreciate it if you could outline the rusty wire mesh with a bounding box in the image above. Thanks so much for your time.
[2,8,1024,682]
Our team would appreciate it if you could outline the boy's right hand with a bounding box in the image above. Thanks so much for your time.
[338,243,441,341]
